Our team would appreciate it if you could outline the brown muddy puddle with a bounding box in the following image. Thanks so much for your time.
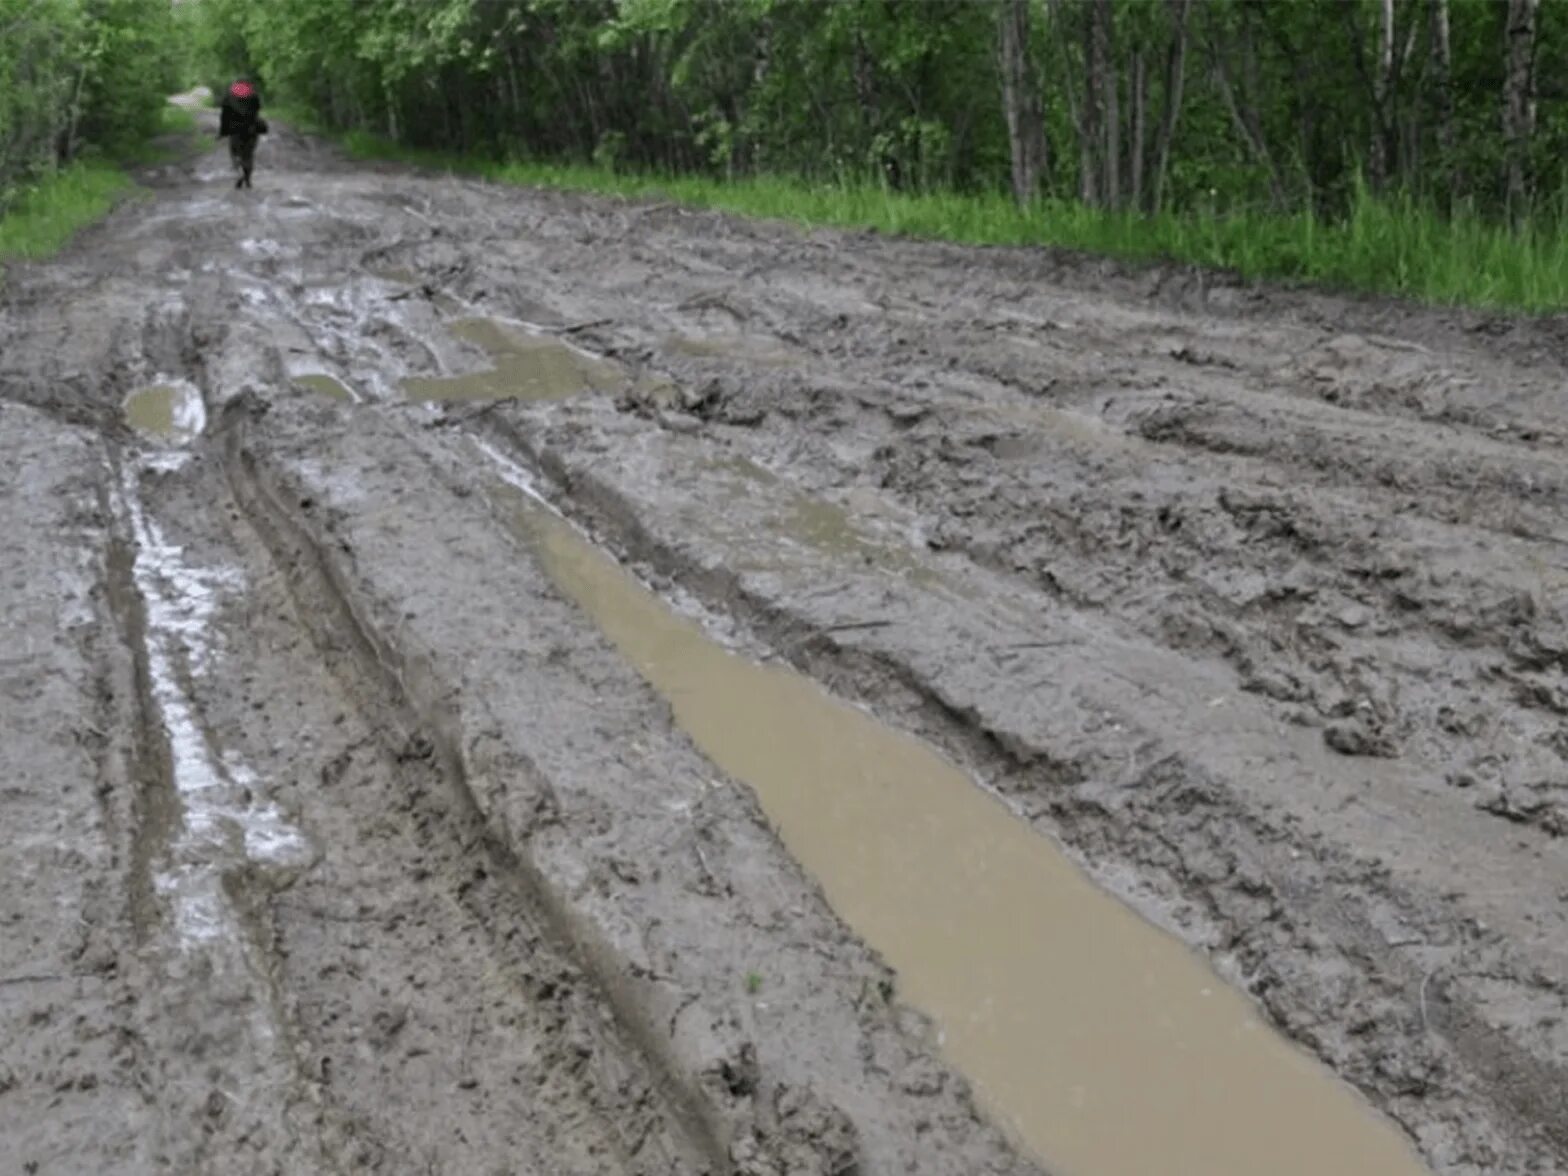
[124,381,206,444]
[484,466,1429,1176]
[403,318,622,403]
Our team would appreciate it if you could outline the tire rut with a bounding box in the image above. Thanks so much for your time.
[220,421,716,1174]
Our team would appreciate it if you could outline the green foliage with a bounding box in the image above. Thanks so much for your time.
[176,0,1564,221]
[0,0,180,211]
[325,120,1568,311]
[76,0,182,152]
[159,105,198,136]
[179,0,1568,305]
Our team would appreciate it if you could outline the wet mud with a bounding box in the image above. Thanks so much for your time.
[0,106,1564,1175]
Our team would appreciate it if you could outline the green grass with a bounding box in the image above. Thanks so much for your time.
[302,118,1568,312]
[0,162,133,269]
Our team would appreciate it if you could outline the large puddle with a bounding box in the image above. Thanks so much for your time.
[482,456,1429,1176]
[403,318,622,403]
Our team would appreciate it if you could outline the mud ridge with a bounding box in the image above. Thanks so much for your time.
[221,404,730,1173]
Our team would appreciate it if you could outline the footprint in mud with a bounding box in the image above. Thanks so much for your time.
[402,318,622,403]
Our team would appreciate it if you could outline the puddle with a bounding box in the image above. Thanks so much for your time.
[403,318,622,403]
[482,458,1429,1176]
[125,381,206,444]
[294,373,357,403]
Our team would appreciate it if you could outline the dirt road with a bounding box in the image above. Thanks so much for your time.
[1,111,1565,1175]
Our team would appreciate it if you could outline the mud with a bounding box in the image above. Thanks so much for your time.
[0,106,1564,1174]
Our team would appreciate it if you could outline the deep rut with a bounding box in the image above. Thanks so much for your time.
[221,425,712,1174]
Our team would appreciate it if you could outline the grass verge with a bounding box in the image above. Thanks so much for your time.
[0,162,133,269]
[289,114,1568,312]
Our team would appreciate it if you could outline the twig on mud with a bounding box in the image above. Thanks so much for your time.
[782,619,893,652]
[434,401,509,428]
[667,991,701,1039]
[0,974,64,988]
[554,318,612,336]
[692,839,718,893]
[458,1010,479,1086]
[402,202,437,227]
[1419,967,1440,1032]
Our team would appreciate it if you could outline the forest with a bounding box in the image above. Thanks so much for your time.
[186,0,1563,228]
[3,2,1566,303]
[0,0,181,204]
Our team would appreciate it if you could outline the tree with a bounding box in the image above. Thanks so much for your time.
[176,0,1567,230]
[1148,0,1190,214]
[997,0,1046,204]
[1502,0,1540,227]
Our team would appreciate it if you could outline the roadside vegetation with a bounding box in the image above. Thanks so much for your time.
[0,0,184,268]
[57,0,1568,309]
[326,122,1568,312]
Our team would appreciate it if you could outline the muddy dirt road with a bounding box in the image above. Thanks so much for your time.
[2,111,1565,1175]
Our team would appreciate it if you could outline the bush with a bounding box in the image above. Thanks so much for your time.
[0,0,178,212]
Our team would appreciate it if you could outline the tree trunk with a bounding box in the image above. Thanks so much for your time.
[1081,0,1107,206]
[1430,0,1456,201]
[1096,0,1119,208]
[997,0,1047,205]
[1078,0,1102,205]
[1207,6,1287,209]
[60,61,89,164]
[1045,0,1090,202]
[1149,0,1190,214]
[1130,51,1146,213]
[1370,0,1394,190]
[1503,0,1540,228]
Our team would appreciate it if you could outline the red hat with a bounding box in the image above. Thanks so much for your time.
[230,81,254,99]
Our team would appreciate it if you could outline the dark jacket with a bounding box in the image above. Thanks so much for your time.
[219,91,267,138]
